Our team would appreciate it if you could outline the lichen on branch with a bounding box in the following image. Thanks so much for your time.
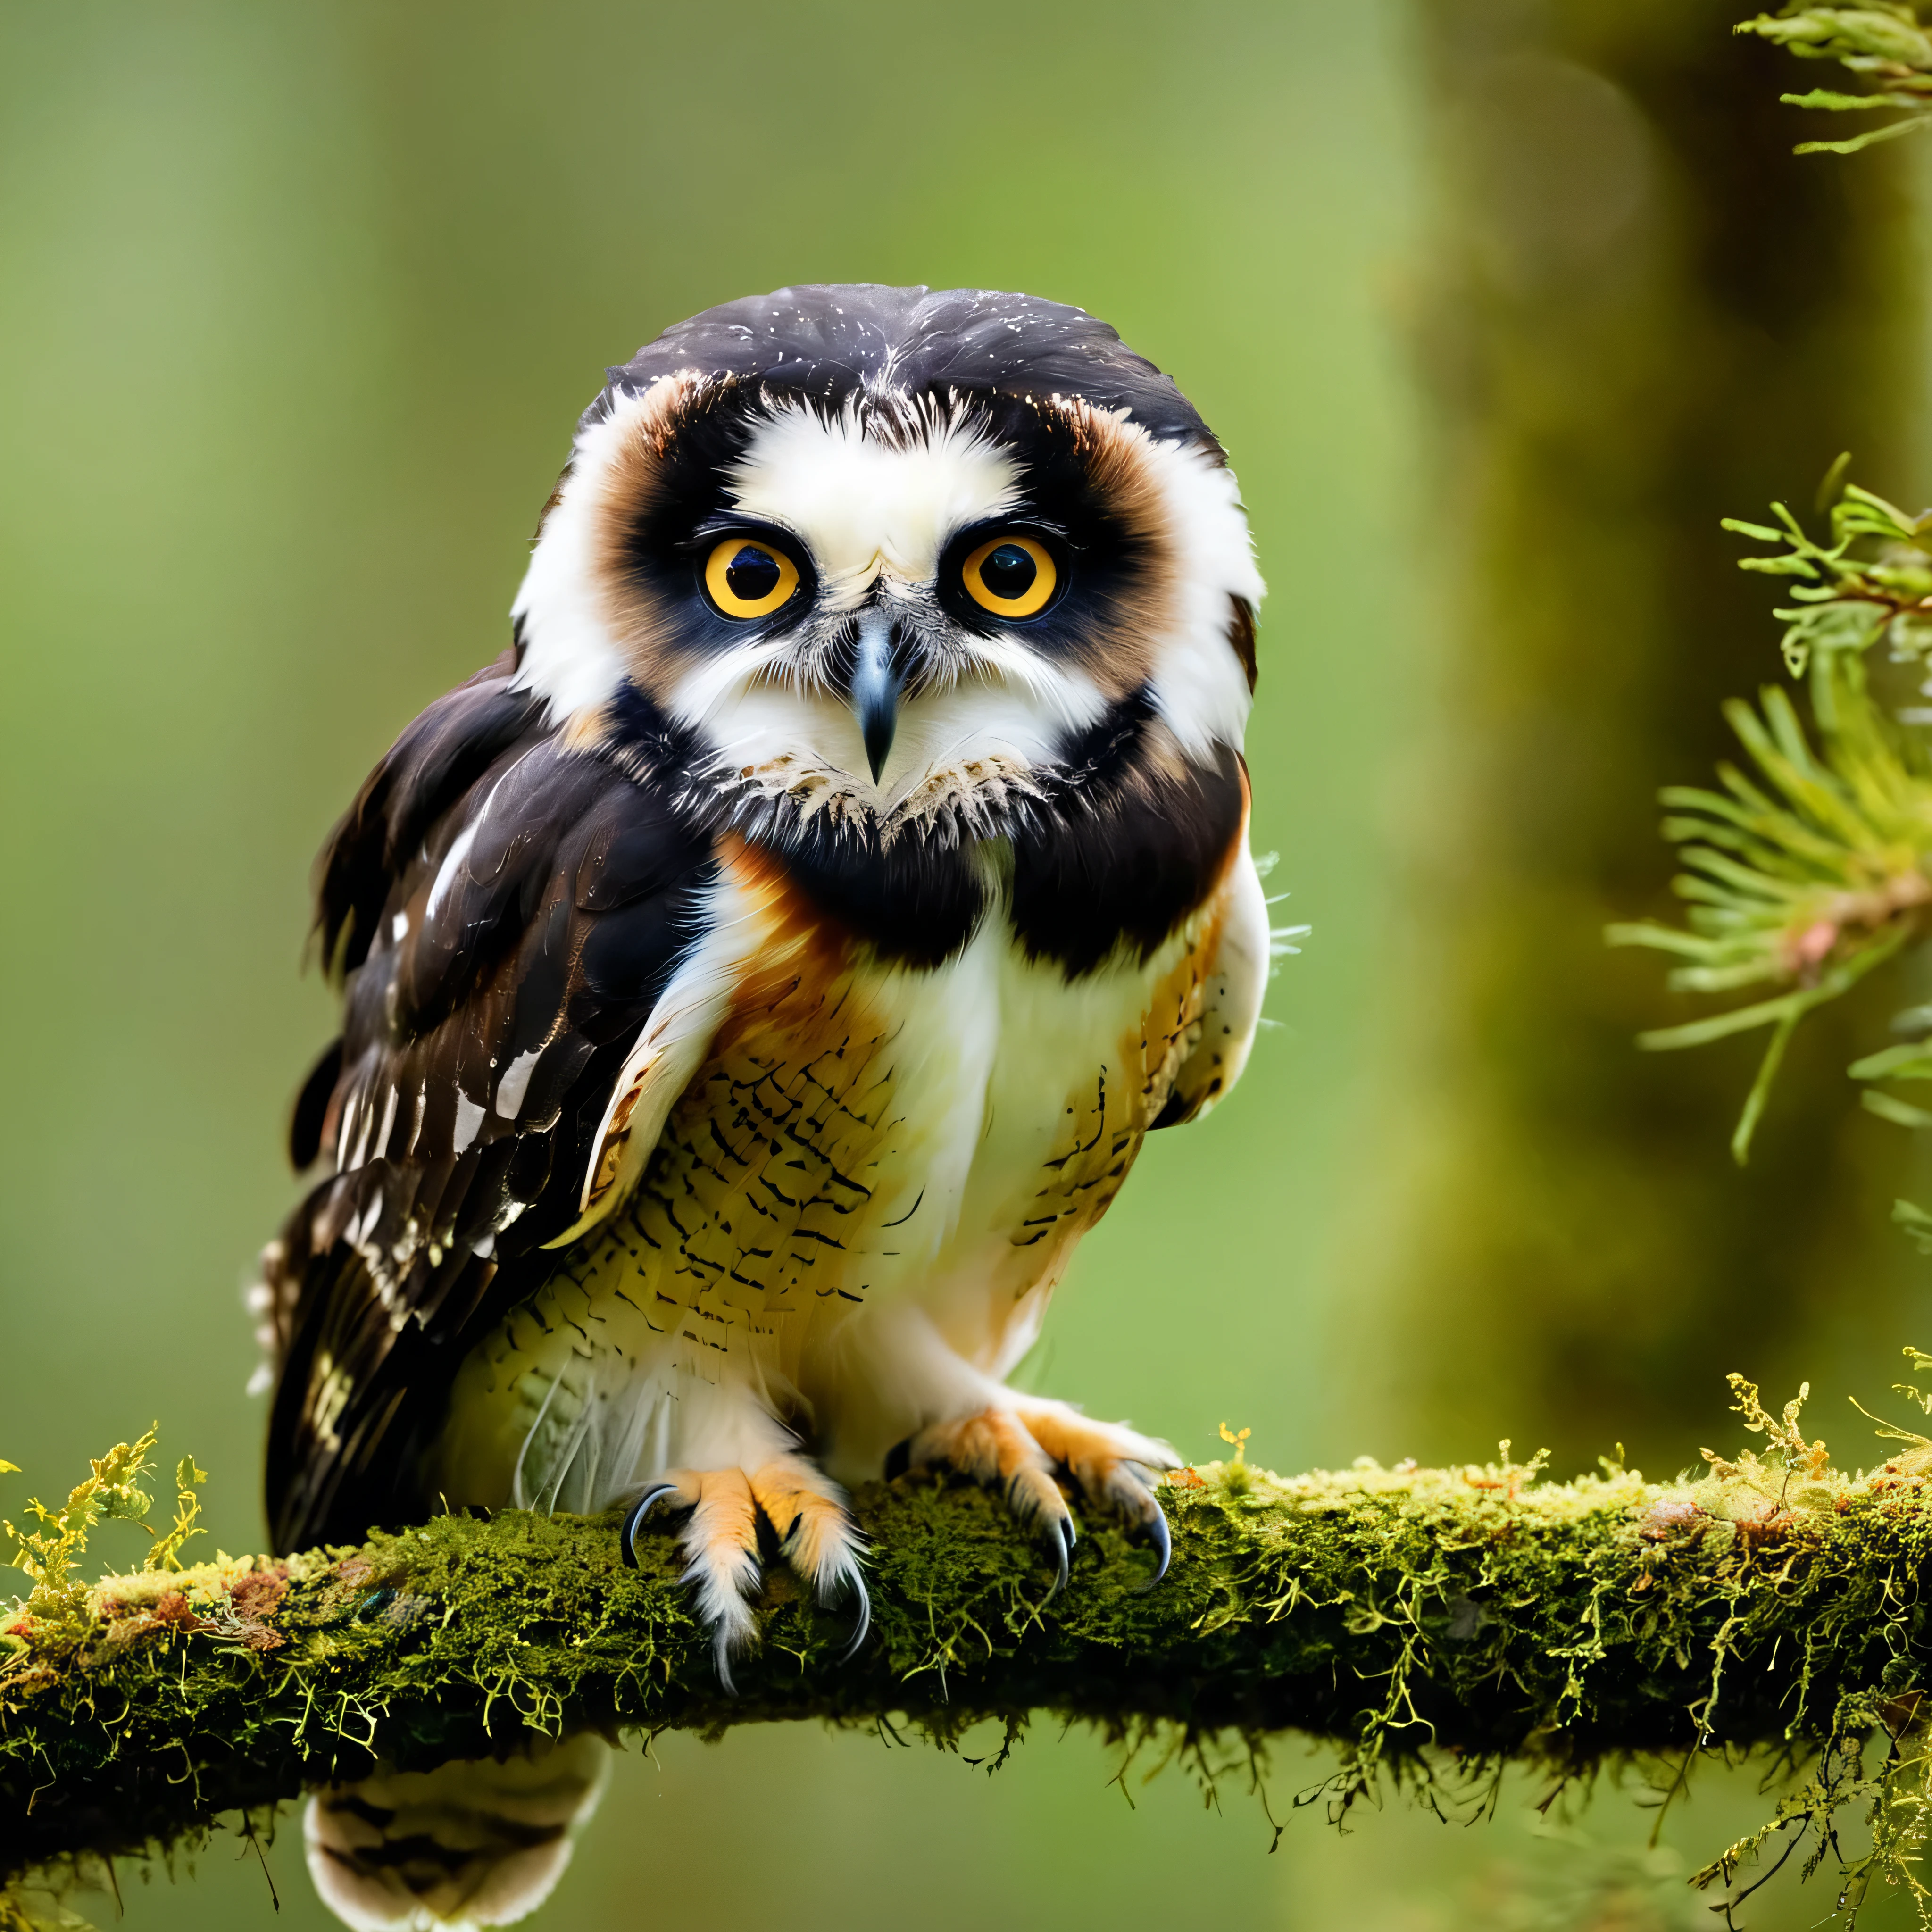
[8,1379,1932,1925]
[0,1428,204,1640]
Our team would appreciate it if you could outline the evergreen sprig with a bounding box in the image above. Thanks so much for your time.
[1608,482,1932,1159]
[1723,469,1932,676]
[1738,4,1932,153]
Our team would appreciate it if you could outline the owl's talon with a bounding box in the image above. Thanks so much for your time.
[1042,1512,1074,1602]
[1137,1496,1172,1591]
[836,1570,873,1662]
[907,1403,1178,1600]
[908,1401,1179,1599]
[626,1460,866,1687]
[619,1483,682,1567]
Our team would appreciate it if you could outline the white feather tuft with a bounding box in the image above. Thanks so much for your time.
[1134,434,1266,758]
[508,392,654,720]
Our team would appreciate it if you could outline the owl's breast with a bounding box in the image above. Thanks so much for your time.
[626,835,1223,1366]
[427,833,1226,1508]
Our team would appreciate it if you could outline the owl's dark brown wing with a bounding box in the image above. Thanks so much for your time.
[263,655,716,1552]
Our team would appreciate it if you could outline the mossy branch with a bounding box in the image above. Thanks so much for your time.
[6,18,1931,1932]
[10,1386,1932,1921]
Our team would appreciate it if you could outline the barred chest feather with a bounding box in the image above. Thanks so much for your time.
[424,849,1234,1515]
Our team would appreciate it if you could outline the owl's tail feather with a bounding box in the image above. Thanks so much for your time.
[304,1733,610,1931]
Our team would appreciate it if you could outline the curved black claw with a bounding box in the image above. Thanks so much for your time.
[1042,1511,1074,1603]
[835,1570,873,1662]
[1136,1492,1173,1592]
[619,1483,681,1568]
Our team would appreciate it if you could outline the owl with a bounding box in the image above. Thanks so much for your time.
[260,284,1270,1926]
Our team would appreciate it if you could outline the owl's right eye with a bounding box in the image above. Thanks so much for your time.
[703,536,802,619]
[960,533,1058,619]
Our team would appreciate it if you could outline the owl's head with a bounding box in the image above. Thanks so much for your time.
[511,285,1262,828]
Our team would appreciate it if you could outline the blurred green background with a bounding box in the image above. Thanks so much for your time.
[3,2,1927,1926]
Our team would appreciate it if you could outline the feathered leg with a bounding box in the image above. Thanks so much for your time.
[903,1400,1177,1589]
[617,1383,867,1689]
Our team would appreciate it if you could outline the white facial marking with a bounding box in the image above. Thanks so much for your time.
[1134,434,1266,758]
[509,379,1266,792]
[725,402,1020,605]
[509,396,635,717]
[666,402,1116,799]
[684,675,1106,816]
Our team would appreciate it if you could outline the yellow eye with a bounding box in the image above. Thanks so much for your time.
[961,534,1057,619]
[704,537,801,619]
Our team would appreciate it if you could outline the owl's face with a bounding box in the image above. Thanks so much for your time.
[511,286,1261,823]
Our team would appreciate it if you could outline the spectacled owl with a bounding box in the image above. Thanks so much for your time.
[257,282,1271,1924]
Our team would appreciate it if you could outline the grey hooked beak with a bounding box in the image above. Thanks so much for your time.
[850,609,902,783]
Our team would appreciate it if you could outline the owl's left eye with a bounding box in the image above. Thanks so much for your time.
[703,537,802,619]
